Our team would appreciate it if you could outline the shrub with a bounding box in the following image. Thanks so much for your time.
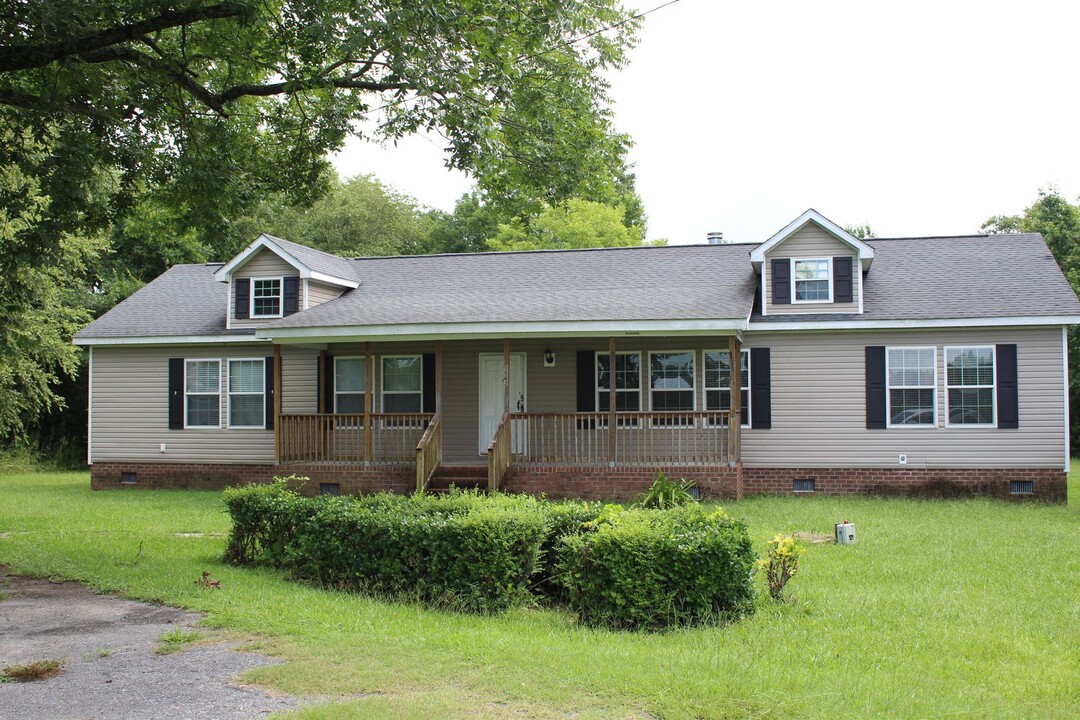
[634,470,697,509]
[287,495,549,612]
[531,499,605,603]
[759,533,806,602]
[222,477,318,566]
[558,505,756,630]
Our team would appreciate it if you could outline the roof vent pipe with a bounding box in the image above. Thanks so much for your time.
[707,231,725,245]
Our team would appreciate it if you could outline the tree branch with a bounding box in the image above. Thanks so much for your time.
[0,1,248,74]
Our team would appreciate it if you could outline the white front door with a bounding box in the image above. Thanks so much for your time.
[478,353,526,455]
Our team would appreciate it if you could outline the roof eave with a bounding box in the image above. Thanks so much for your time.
[749,209,876,266]
[212,234,359,288]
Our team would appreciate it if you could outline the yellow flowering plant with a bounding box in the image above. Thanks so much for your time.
[759,533,806,602]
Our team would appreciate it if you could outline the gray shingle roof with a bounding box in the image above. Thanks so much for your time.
[752,233,1080,322]
[262,234,359,282]
[268,244,759,328]
[74,264,254,339]
[75,232,1080,341]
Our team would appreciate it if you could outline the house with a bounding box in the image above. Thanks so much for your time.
[74,209,1080,501]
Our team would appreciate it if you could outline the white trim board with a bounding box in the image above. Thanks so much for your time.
[74,335,269,346]
[749,209,874,264]
[213,234,359,288]
[746,316,1080,332]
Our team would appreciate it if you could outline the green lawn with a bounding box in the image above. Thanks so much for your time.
[1,471,1078,719]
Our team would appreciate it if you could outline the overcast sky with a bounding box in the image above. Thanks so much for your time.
[332,0,1080,245]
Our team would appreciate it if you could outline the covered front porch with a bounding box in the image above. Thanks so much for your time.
[267,335,746,496]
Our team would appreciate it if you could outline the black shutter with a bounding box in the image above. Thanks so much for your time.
[834,256,853,303]
[322,354,335,413]
[234,278,250,319]
[422,353,436,413]
[283,276,300,316]
[315,356,322,413]
[866,346,886,429]
[576,351,596,411]
[771,259,790,305]
[996,344,1018,429]
[168,358,184,429]
[750,348,771,429]
[264,356,275,429]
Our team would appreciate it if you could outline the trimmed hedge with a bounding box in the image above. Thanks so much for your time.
[558,504,756,630]
[222,482,757,629]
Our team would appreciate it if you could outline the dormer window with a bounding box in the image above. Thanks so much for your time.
[792,259,831,303]
[251,278,282,317]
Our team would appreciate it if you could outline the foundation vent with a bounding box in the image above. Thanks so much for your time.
[792,478,816,493]
[320,483,341,496]
[1010,480,1034,495]
[120,471,137,485]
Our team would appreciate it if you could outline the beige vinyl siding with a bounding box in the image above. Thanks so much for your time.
[306,280,344,310]
[231,249,298,329]
[91,343,318,464]
[764,225,859,315]
[741,326,1066,468]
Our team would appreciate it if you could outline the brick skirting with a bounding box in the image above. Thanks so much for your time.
[90,462,415,495]
[91,462,1065,502]
[502,463,743,501]
[742,467,1067,502]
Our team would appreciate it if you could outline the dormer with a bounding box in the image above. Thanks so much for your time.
[750,209,874,316]
[214,234,360,329]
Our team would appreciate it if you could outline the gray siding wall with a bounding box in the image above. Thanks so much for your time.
[741,326,1066,469]
[231,249,298,329]
[91,343,318,464]
[764,225,859,315]
[306,280,343,310]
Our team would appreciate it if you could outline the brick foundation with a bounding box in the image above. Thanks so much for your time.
[742,467,1067,502]
[90,462,415,496]
[502,463,743,501]
[91,462,1066,502]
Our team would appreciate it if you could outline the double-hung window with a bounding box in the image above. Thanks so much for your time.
[228,359,265,428]
[792,258,831,302]
[381,355,422,413]
[945,346,995,426]
[597,352,641,426]
[335,357,367,415]
[251,278,282,317]
[704,349,750,427]
[185,359,220,428]
[886,347,936,426]
[650,351,695,426]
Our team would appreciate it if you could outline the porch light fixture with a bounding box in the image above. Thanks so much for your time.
[544,350,556,367]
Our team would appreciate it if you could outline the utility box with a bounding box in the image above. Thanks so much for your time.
[835,522,856,545]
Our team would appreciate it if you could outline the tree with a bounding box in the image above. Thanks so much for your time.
[844,224,876,239]
[1,0,640,241]
[983,188,1080,447]
[488,199,645,251]
[423,193,508,255]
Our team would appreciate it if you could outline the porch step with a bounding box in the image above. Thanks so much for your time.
[428,465,487,492]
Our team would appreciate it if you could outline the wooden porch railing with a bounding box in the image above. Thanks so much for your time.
[487,412,511,491]
[279,413,433,464]
[415,413,442,492]
[505,411,734,466]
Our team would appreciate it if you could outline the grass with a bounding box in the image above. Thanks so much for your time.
[156,628,203,654]
[0,471,1078,718]
[1,659,66,682]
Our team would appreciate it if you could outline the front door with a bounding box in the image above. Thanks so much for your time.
[478,353,526,455]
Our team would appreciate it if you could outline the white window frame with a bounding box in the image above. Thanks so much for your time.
[704,349,751,428]
[380,354,423,414]
[596,351,642,420]
[226,358,266,429]
[648,350,697,414]
[334,356,367,422]
[944,345,997,428]
[885,346,937,429]
[184,358,221,429]
[791,257,833,304]
[250,276,284,318]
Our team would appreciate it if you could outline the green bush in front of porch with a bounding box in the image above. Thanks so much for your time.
[222,479,756,628]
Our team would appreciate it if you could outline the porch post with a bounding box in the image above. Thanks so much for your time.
[364,342,373,464]
[728,335,742,465]
[608,336,616,465]
[503,338,510,413]
[274,343,282,463]
[435,341,443,413]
